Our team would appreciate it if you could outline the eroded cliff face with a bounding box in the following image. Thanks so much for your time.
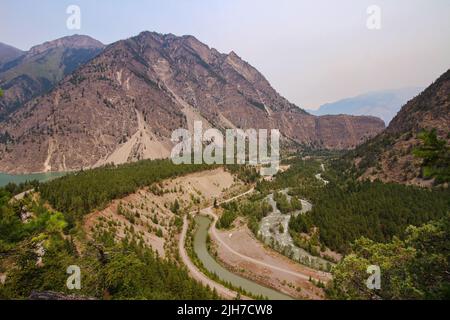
[0,32,384,173]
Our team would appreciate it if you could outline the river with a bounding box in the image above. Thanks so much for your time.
[258,189,332,271]
[193,215,292,300]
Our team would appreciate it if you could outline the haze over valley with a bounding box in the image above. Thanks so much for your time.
[0,1,448,304]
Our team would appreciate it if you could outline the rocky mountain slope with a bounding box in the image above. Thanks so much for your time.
[348,69,450,186]
[0,32,384,173]
[0,35,104,119]
[309,87,423,125]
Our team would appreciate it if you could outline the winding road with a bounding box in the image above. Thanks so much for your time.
[205,207,312,281]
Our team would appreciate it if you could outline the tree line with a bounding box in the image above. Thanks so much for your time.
[290,180,449,253]
[39,160,214,228]
[0,176,218,299]
[328,214,450,299]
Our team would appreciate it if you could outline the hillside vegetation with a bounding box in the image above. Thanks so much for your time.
[328,214,449,299]
[39,160,213,227]
[289,179,449,253]
[0,160,220,300]
[258,157,449,299]
[344,69,449,186]
[258,158,449,254]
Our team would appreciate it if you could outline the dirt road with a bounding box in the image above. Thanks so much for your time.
[206,207,317,281]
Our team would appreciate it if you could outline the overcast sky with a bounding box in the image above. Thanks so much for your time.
[1,0,449,109]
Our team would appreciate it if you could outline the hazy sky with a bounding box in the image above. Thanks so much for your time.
[1,0,449,109]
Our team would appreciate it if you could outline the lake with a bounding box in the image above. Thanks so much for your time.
[0,172,67,187]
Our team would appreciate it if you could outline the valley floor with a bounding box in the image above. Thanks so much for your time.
[211,216,330,299]
[82,166,329,300]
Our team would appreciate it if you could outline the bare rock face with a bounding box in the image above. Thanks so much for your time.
[0,35,104,119]
[351,69,450,186]
[0,32,384,173]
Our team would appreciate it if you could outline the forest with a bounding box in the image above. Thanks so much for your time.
[39,160,213,228]
[255,158,449,253]
[1,150,448,300]
[257,157,449,299]
[413,129,450,184]
[273,191,302,214]
[0,190,217,300]
[0,159,221,300]
[291,180,449,252]
[218,194,272,235]
[329,214,450,299]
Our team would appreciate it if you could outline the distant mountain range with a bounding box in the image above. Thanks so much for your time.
[308,87,423,125]
[0,32,385,173]
[0,35,104,119]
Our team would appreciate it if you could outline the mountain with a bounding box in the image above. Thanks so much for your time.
[308,87,423,125]
[0,35,104,119]
[0,43,24,67]
[348,69,450,186]
[0,31,384,174]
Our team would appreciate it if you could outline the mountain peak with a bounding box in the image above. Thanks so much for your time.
[28,35,104,56]
[136,31,164,40]
[228,51,240,59]
[0,42,25,65]
[0,42,24,54]
[0,35,105,119]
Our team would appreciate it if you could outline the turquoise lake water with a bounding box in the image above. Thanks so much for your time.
[0,172,67,187]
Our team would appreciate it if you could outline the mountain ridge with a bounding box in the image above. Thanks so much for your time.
[0,35,105,119]
[347,69,450,186]
[0,31,385,174]
[0,42,25,67]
